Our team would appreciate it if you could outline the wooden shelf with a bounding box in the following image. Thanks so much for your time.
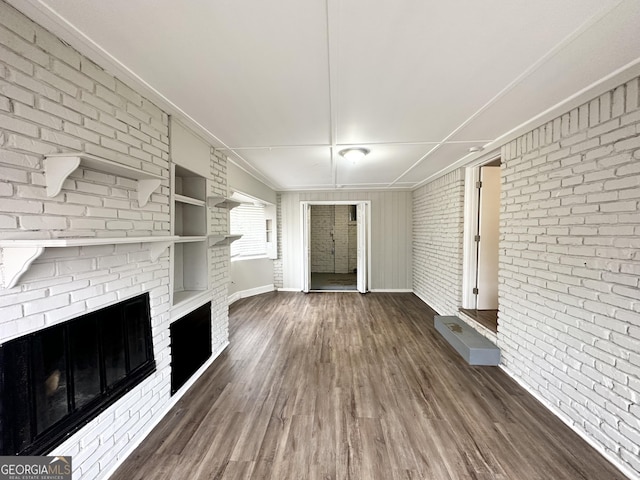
[0,236,178,289]
[207,196,241,210]
[208,234,242,246]
[44,152,164,207]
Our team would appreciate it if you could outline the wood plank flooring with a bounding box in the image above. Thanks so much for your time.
[459,308,499,333]
[111,292,624,480]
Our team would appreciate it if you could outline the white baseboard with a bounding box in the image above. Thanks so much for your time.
[228,284,275,305]
[412,290,443,315]
[499,364,638,480]
[369,288,413,293]
[276,288,413,293]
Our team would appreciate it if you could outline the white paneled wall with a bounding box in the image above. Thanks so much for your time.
[279,190,412,291]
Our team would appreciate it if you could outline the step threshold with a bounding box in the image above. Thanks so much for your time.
[434,315,500,366]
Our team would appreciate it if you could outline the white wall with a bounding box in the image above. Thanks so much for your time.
[227,161,276,204]
[227,157,277,300]
[0,3,229,478]
[413,74,640,479]
[499,76,640,479]
[412,169,465,314]
[279,190,412,291]
[229,257,274,302]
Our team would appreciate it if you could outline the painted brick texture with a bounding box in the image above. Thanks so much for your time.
[0,3,229,479]
[210,149,229,351]
[500,77,640,477]
[311,204,335,273]
[273,193,283,288]
[412,169,465,315]
[310,204,356,274]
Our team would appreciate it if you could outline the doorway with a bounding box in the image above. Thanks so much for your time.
[301,201,370,293]
[461,157,501,331]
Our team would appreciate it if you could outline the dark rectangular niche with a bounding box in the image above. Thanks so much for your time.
[170,302,212,395]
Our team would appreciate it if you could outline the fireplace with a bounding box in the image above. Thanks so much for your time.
[0,293,155,456]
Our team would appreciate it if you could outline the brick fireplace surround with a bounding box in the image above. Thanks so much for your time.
[1,1,640,479]
[0,2,229,477]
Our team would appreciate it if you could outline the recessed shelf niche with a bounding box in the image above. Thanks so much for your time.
[172,165,209,307]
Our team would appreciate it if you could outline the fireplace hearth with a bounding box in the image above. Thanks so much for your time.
[0,293,155,455]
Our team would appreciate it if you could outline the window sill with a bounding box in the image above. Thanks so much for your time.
[231,254,270,262]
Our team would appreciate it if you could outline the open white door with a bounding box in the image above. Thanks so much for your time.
[476,166,500,309]
[301,202,311,292]
[357,202,368,293]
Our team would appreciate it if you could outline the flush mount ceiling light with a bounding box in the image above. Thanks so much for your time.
[468,146,484,153]
[339,147,370,163]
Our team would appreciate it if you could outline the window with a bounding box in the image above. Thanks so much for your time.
[230,203,267,257]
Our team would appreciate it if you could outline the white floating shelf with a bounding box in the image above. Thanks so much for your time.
[175,236,208,244]
[174,194,205,207]
[0,236,179,289]
[208,234,242,246]
[206,196,241,210]
[44,152,164,207]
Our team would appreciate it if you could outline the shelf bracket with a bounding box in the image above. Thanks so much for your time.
[44,156,81,198]
[1,246,45,289]
[43,153,163,207]
[208,234,242,246]
[138,178,162,207]
[148,241,172,261]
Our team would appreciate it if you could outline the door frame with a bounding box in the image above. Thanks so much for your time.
[462,151,501,309]
[300,200,372,293]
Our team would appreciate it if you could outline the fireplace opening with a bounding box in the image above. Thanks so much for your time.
[170,302,212,395]
[0,293,155,456]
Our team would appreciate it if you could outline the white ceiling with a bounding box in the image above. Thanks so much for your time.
[9,0,640,191]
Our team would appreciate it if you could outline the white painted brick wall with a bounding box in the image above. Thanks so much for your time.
[412,169,465,315]
[334,204,349,274]
[310,204,335,272]
[310,204,354,274]
[273,193,283,288]
[500,76,640,477]
[210,148,229,353]
[0,3,230,479]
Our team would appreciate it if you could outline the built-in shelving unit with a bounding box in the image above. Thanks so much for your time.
[44,152,163,207]
[0,236,178,289]
[172,165,209,307]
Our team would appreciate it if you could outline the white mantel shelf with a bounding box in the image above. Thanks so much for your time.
[0,236,179,289]
[44,152,164,207]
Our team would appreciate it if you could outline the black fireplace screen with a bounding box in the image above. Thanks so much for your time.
[0,293,155,455]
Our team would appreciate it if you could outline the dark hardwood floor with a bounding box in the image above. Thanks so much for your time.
[111,292,623,480]
[459,308,499,333]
